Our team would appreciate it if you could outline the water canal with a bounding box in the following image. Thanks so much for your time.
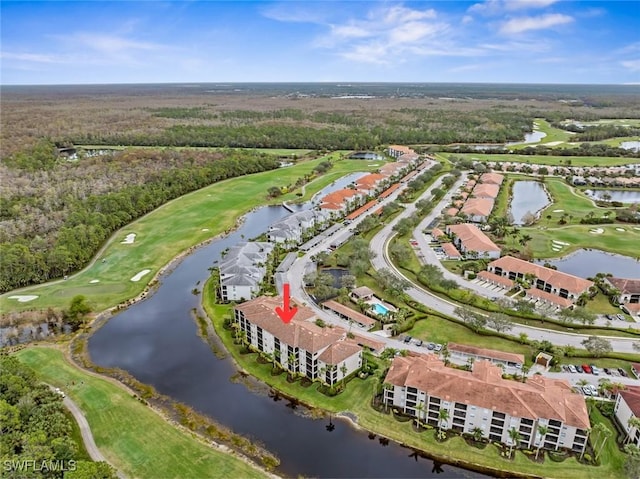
[88,205,487,478]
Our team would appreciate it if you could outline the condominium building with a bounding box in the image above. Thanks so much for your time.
[383,356,590,454]
[219,242,274,302]
[614,386,640,447]
[234,296,362,385]
[445,223,501,259]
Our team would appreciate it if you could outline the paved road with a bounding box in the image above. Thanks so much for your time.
[47,385,125,478]
[287,162,640,357]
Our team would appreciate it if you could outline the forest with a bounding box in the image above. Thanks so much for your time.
[0,355,117,478]
[1,86,639,293]
[0,143,280,292]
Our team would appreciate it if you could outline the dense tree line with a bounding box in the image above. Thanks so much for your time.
[439,142,639,158]
[69,108,533,149]
[0,143,279,292]
[0,355,117,478]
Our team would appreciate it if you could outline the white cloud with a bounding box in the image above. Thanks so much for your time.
[621,59,640,72]
[469,0,559,15]
[500,13,573,34]
[0,52,65,64]
[462,15,474,24]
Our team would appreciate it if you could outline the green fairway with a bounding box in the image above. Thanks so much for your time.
[14,347,268,479]
[1,157,380,313]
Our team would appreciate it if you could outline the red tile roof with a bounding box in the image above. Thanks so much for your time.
[346,199,379,220]
[385,357,589,429]
[445,207,459,216]
[480,173,504,185]
[448,342,524,365]
[620,386,640,417]
[321,189,359,205]
[442,242,462,258]
[461,198,495,217]
[606,277,640,295]
[379,183,401,199]
[322,300,376,326]
[351,333,385,352]
[489,256,594,295]
[235,296,347,353]
[446,223,501,254]
[317,340,362,365]
[431,227,445,239]
[477,271,514,288]
[472,183,500,199]
[356,173,386,187]
[526,288,574,308]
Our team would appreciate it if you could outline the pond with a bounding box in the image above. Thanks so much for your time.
[585,189,640,203]
[506,130,546,146]
[509,181,551,225]
[620,141,640,152]
[539,249,640,279]
[88,204,486,478]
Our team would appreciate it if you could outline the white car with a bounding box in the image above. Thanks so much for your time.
[568,365,577,373]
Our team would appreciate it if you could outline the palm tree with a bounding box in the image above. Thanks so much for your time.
[441,345,450,366]
[521,365,530,383]
[592,423,612,461]
[471,427,484,443]
[627,417,640,444]
[508,427,521,458]
[319,366,328,386]
[340,363,348,390]
[414,402,425,429]
[536,425,548,459]
[288,353,298,379]
[438,408,450,433]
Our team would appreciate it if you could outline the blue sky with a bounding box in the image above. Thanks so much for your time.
[1,1,639,84]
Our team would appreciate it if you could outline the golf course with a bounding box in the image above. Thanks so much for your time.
[14,346,269,479]
[1,156,381,313]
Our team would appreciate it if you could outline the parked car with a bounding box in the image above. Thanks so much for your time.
[619,368,628,377]
[617,313,626,321]
[582,364,592,374]
[582,386,592,396]
[605,314,613,321]
[415,339,423,347]
[589,385,599,396]
[568,365,577,373]
[576,365,584,373]
[427,343,435,350]
[434,344,443,352]
[403,336,412,343]
[603,368,612,375]
[590,365,600,375]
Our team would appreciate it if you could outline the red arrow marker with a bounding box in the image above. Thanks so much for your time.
[275,283,298,324]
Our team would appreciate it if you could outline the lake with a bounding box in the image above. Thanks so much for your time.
[539,249,640,279]
[585,189,640,203]
[620,141,640,152]
[509,181,551,225]
[88,205,486,478]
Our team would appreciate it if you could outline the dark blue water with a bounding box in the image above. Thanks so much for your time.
[88,205,488,478]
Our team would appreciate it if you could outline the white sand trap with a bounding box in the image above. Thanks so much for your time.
[130,269,151,282]
[201,228,210,232]
[90,279,100,284]
[634,227,640,231]
[552,209,564,213]
[590,228,604,234]
[121,233,136,244]
[8,295,38,303]
[552,247,561,251]
[544,141,564,146]
[616,228,626,232]
[552,240,570,246]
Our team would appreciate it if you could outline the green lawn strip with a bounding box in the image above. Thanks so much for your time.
[203,283,624,479]
[63,408,92,462]
[1,158,380,313]
[448,153,639,167]
[14,347,267,479]
[508,119,572,149]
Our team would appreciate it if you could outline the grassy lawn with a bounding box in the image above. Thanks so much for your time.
[1,157,380,313]
[509,119,573,148]
[14,347,267,479]
[448,153,640,167]
[203,282,625,479]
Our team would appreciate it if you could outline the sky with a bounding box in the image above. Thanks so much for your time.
[1,1,639,85]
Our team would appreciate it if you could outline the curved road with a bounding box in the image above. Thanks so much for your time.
[47,385,125,478]
[287,161,640,356]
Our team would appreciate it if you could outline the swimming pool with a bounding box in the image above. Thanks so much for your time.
[372,303,390,315]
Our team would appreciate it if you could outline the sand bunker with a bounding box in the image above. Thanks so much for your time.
[616,228,626,232]
[201,228,210,232]
[552,209,564,213]
[590,228,604,234]
[634,227,640,231]
[90,279,100,284]
[552,240,570,246]
[552,247,561,252]
[544,141,564,146]
[121,233,136,244]
[8,295,38,303]
[130,269,151,282]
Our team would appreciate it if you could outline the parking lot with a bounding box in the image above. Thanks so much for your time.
[402,335,444,353]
